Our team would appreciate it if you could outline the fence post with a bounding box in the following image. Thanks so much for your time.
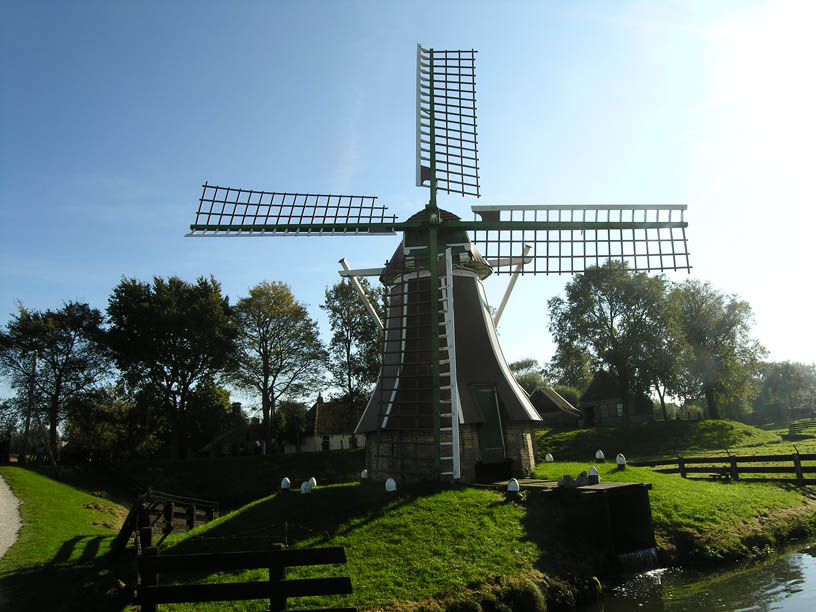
[140,546,160,612]
[269,562,287,612]
[163,502,175,536]
[187,504,197,531]
[678,456,686,479]
[729,455,739,481]
[793,452,804,486]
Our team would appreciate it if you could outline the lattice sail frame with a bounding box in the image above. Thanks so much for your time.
[469,204,690,274]
[416,45,480,198]
[187,182,399,236]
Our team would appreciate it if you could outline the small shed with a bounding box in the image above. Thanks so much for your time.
[284,397,365,454]
[528,386,582,427]
[580,371,654,426]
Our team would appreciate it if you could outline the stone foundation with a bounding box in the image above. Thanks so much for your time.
[364,422,537,482]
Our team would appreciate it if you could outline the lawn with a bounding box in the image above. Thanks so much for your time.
[0,466,131,612]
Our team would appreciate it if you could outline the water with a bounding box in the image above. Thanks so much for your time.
[577,545,816,612]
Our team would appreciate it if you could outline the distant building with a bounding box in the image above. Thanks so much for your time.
[527,386,582,427]
[283,396,365,454]
[580,371,654,426]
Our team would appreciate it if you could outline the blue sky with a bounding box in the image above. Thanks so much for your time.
[2,1,814,405]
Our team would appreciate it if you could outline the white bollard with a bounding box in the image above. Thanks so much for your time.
[300,481,312,494]
[545,453,554,462]
[280,477,291,492]
[385,477,397,493]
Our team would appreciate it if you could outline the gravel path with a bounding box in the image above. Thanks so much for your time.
[0,473,21,560]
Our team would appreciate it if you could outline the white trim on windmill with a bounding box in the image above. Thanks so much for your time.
[338,258,384,331]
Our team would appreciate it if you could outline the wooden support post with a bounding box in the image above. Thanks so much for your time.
[186,505,197,531]
[678,456,686,479]
[163,502,175,535]
[139,526,153,551]
[729,455,739,481]
[269,562,287,612]
[793,452,804,486]
[140,546,159,612]
[205,506,215,522]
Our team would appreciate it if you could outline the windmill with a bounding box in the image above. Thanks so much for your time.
[188,45,690,483]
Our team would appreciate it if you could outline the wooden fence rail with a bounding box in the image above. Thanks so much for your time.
[137,544,355,612]
[631,452,816,486]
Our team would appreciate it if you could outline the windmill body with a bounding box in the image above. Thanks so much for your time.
[187,44,691,483]
[354,207,542,482]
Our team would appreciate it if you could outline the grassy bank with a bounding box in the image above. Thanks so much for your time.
[536,420,783,462]
[0,466,130,612]
[2,421,816,611]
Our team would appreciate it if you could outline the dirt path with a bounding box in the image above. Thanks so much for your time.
[0,473,21,561]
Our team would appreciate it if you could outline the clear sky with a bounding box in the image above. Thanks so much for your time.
[1,0,814,405]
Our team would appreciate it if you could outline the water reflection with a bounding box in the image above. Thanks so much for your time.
[578,546,816,612]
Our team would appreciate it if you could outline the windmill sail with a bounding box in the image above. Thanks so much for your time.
[187,183,399,236]
[469,204,690,274]
[416,45,480,198]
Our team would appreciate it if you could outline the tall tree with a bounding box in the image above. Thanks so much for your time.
[0,302,110,458]
[321,278,383,409]
[548,260,672,425]
[754,361,816,421]
[107,276,236,457]
[231,281,324,453]
[509,358,546,394]
[669,280,765,420]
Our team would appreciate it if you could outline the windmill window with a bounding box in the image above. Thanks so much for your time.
[616,403,624,417]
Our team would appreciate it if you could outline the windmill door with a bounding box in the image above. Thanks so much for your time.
[471,385,506,464]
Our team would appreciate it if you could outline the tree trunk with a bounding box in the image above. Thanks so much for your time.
[657,387,668,421]
[704,385,719,419]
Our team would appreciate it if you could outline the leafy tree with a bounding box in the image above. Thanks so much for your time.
[231,281,324,453]
[544,344,594,391]
[669,280,766,420]
[321,278,383,409]
[0,302,110,458]
[62,384,164,462]
[509,358,546,394]
[107,276,236,457]
[548,260,673,425]
[278,399,310,452]
[553,385,581,409]
[180,380,235,453]
[754,361,816,421]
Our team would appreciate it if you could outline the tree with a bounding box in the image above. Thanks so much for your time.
[278,400,310,452]
[509,358,546,394]
[107,276,236,457]
[231,281,324,453]
[669,280,766,420]
[548,260,673,425]
[544,344,594,391]
[321,279,383,409]
[754,361,816,421]
[0,302,110,458]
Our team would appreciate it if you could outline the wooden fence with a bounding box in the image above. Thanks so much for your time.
[631,452,816,486]
[136,541,355,612]
[112,489,220,556]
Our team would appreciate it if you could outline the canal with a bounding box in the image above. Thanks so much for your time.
[577,544,816,611]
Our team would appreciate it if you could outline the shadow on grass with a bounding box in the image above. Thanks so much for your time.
[0,535,134,612]
[166,481,447,555]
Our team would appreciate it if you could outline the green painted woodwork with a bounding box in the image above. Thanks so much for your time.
[471,385,506,464]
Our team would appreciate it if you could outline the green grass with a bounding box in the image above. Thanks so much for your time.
[160,482,541,611]
[532,461,816,564]
[0,466,131,612]
[537,420,782,462]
